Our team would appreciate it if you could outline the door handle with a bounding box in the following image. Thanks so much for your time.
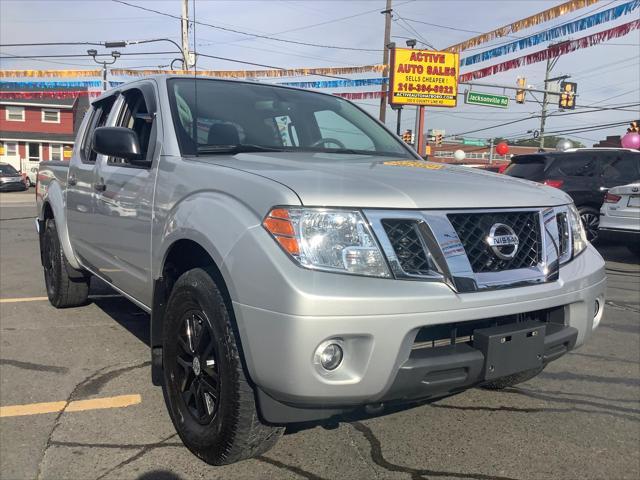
[94,182,106,192]
[68,174,77,186]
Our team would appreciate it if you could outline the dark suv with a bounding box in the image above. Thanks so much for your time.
[505,148,640,242]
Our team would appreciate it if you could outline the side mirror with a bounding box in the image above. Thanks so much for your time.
[93,127,146,164]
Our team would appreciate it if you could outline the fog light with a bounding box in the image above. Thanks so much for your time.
[315,341,343,371]
[593,297,604,330]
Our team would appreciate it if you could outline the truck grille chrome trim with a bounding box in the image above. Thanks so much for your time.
[448,211,541,272]
[365,206,572,293]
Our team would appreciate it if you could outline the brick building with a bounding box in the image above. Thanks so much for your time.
[0,88,89,180]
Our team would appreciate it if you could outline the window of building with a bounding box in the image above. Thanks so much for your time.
[50,144,63,161]
[42,109,60,123]
[1,142,18,156]
[5,106,25,122]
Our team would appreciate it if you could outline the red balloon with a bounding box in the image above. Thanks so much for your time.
[496,142,509,155]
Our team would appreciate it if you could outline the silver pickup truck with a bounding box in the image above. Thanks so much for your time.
[36,75,606,465]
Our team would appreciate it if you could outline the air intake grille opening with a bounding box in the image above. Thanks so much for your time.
[412,307,564,350]
[381,219,433,276]
[557,212,570,258]
[448,211,541,273]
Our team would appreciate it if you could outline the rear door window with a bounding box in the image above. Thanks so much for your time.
[548,154,597,177]
[600,153,640,185]
[81,96,116,164]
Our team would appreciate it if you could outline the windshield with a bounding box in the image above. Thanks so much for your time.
[167,78,413,158]
[0,164,19,175]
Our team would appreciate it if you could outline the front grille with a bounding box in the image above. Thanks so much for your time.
[448,211,541,273]
[381,219,432,275]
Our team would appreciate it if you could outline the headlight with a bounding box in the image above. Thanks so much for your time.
[568,203,588,256]
[263,207,391,278]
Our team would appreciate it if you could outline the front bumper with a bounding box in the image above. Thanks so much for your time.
[228,235,605,423]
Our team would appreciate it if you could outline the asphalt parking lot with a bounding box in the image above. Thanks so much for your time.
[1,189,638,480]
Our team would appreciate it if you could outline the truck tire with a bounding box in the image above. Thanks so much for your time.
[481,366,545,390]
[162,267,284,465]
[42,218,90,308]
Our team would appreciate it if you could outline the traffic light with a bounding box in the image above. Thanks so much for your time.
[515,77,526,104]
[559,81,577,109]
[628,121,639,133]
[402,129,413,143]
[435,133,443,146]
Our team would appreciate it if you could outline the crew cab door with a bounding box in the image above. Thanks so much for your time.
[91,83,160,306]
[67,95,117,266]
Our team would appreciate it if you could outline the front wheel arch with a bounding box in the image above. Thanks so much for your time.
[151,239,239,385]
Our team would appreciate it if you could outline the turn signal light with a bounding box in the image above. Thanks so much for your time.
[263,208,299,256]
[543,179,564,188]
[604,192,622,203]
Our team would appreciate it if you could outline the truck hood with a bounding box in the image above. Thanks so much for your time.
[206,152,572,209]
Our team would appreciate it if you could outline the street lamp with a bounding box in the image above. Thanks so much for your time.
[405,38,417,48]
[88,49,122,91]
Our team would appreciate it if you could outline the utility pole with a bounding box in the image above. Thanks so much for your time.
[181,0,190,70]
[539,57,553,149]
[539,44,565,149]
[379,0,393,123]
[488,137,494,164]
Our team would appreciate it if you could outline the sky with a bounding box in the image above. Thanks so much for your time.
[1,0,639,146]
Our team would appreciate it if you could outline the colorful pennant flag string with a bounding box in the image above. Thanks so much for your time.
[278,78,387,88]
[0,70,102,78]
[0,90,101,99]
[332,91,383,100]
[461,0,640,67]
[459,19,640,83]
[0,80,103,89]
[446,0,599,53]
[111,65,385,78]
[0,65,384,80]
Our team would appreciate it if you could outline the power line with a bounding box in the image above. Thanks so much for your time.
[0,51,178,59]
[0,41,104,47]
[111,0,382,53]
[446,103,639,138]
[194,52,349,80]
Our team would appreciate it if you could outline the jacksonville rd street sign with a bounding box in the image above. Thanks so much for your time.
[465,91,509,109]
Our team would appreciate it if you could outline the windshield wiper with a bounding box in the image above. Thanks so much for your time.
[197,144,286,154]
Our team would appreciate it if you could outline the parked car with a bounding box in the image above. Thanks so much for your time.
[504,148,640,243]
[0,162,28,192]
[36,76,606,465]
[599,182,640,256]
[22,166,38,188]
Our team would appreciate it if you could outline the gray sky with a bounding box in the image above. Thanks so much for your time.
[1,0,639,145]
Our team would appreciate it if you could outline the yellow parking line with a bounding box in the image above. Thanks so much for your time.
[0,394,141,418]
[0,294,121,304]
[0,296,49,303]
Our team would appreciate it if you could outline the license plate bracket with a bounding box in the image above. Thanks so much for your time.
[473,320,545,381]
[628,195,640,207]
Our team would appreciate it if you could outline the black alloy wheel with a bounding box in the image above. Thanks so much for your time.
[42,219,90,307]
[162,267,283,465]
[175,310,220,424]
